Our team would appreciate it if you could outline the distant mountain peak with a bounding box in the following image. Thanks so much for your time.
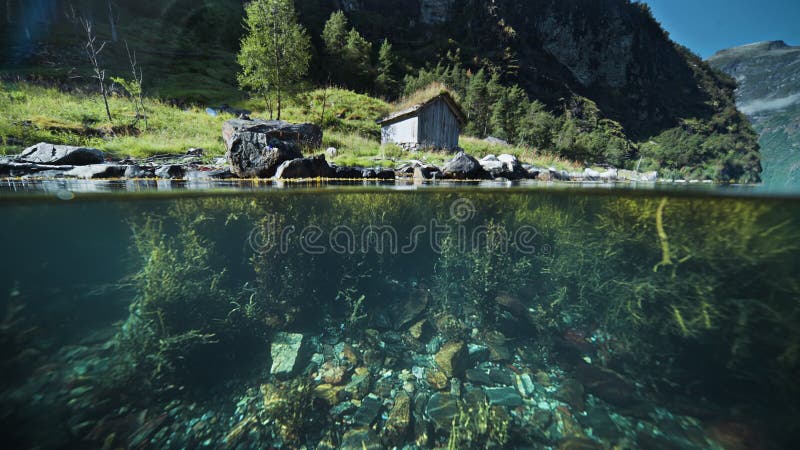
[710,40,797,60]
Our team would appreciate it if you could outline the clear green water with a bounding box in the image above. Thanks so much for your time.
[1,185,798,449]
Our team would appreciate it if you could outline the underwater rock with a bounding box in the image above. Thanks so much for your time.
[465,368,493,385]
[270,332,308,377]
[488,367,515,386]
[484,387,524,407]
[426,368,449,390]
[17,142,105,165]
[391,288,430,330]
[442,151,491,180]
[425,393,459,431]
[313,383,344,405]
[467,343,491,365]
[555,379,586,412]
[516,373,537,398]
[573,361,639,408]
[382,391,411,445]
[577,404,623,442]
[434,341,469,378]
[63,164,127,179]
[274,155,335,179]
[558,437,604,450]
[319,361,348,385]
[484,330,513,362]
[341,428,384,450]
[345,367,372,399]
[409,319,434,341]
[352,394,383,427]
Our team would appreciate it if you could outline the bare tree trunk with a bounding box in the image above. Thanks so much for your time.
[272,7,281,121]
[80,18,113,122]
[319,85,329,127]
[108,1,118,42]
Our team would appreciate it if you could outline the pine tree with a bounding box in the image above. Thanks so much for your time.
[343,27,373,90]
[375,39,398,98]
[237,0,311,120]
[465,69,490,137]
[322,10,348,55]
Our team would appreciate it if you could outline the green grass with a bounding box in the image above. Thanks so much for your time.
[0,82,586,172]
[1,82,230,158]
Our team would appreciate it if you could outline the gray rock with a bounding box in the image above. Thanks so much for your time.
[442,151,491,180]
[333,165,364,179]
[16,142,105,166]
[275,155,335,179]
[1,162,74,177]
[465,369,493,385]
[63,164,127,179]
[155,164,186,179]
[488,367,515,386]
[124,165,153,178]
[352,394,383,427]
[270,332,307,377]
[360,168,395,180]
[467,343,491,365]
[340,428,384,450]
[391,288,430,330]
[583,168,602,181]
[549,168,571,181]
[479,154,529,180]
[516,373,536,398]
[425,393,459,431]
[484,136,510,146]
[223,119,321,178]
[484,387,524,407]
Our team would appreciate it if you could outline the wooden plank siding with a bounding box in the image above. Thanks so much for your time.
[417,98,460,150]
[379,96,461,150]
[381,116,418,147]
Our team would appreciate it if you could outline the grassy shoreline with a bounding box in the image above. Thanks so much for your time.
[0,82,582,171]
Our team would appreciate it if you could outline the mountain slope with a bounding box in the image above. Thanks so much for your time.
[299,0,761,181]
[708,41,800,186]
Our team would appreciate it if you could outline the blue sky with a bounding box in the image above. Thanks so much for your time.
[644,0,800,58]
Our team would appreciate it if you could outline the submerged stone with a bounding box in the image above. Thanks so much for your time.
[425,393,459,431]
[382,392,411,445]
[270,332,306,377]
[484,387,524,407]
[434,341,468,378]
[341,428,384,450]
[352,394,383,427]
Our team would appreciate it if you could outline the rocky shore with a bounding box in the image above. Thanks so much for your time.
[1,119,662,184]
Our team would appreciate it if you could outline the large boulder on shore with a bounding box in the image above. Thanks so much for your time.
[479,154,529,180]
[275,155,335,179]
[442,151,491,180]
[223,119,322,178]
[17,142,105,166]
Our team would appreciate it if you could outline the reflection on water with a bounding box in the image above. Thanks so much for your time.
[0,188,798,449]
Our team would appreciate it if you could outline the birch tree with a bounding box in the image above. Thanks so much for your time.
[237,0,311,120]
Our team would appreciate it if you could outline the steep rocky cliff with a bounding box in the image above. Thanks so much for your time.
[709,41,800,186]
[300,0,761,181]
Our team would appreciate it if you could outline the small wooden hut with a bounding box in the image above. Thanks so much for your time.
[377,92,466,150]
